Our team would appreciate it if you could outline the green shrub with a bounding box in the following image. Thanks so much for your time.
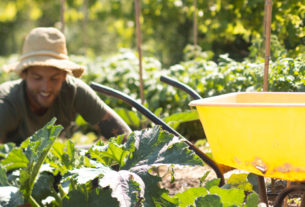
[1,49,305,138]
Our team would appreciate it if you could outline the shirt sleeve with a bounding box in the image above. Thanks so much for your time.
[73,79,107,125]
[0,100,19,143]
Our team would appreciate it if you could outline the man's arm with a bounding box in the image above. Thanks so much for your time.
[70,77,132,140]
[93,104,131,141]
[0,101,19,144]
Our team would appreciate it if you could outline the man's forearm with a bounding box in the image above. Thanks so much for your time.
[94,107,131,140]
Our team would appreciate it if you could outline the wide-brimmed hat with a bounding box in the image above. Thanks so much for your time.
[4,27,85,77]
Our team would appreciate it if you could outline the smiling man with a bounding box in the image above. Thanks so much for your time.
[0,27,131,144]
[22,66,67,115]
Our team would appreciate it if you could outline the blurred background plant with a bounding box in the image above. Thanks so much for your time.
[1,49,305,142]
[0,0,305,142]
[0,0,304,66]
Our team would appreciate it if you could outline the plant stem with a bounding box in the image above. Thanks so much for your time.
[51,189,63,207]
[58,184,67,198]
[28,196,40,207]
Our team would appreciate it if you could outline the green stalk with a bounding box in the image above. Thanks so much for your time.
[58,184,67,198]
[28,195,40,207]
[51,188,63,207]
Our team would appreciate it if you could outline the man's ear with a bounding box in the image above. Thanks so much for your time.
[20,71,27,80]
[63,72,67,80]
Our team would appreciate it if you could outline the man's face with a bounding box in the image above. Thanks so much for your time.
[22,66,67,113]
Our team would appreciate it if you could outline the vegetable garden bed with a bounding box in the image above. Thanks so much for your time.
[0,119,260,207]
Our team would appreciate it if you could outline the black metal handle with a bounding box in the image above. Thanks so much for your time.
[160,75,202,100]
[90,82,224,186]
[90,82,182,137]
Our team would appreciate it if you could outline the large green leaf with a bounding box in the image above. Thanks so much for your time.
[123,126,203,169]
[99,170,145,207]
[88,142,129,167]
[174,187,208,207]
[122,126,203,206]
[1,148,29,171]
[244,192,260,207]
[195,195,222,207]
[62,188,120,207]
[0,166,9,186]
[132,169,169,207]
[163,110,199,129]
[153,192,179,207]
[31,171,58,205]
[0,186,24,207]
[115,108,141,129]
[48,140,88,175]
[23,118,63,163]
[64,166,145,207]
[19,118,63,202]
[64,166,110,185]
[0,143,15,158]
[209,186,245,207]
[226,173,253,192]
[205,179,221,190]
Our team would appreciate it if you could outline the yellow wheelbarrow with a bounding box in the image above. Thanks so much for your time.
[190,91,305,206]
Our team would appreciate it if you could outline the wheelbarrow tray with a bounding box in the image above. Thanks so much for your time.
[189,92,305,181]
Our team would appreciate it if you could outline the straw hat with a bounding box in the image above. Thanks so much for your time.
[4,27,85,77]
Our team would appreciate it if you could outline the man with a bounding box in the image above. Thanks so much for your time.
[0,27,131,144]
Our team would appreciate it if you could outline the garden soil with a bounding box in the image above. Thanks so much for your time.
[158,143,301,207]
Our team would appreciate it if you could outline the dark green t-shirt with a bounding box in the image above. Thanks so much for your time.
[0,76,106,144]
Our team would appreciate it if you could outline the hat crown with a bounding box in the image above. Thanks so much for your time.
[3,27,85,78]
[22,27,67,57]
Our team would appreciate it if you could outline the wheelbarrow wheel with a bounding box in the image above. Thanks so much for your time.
[273,184,305,207]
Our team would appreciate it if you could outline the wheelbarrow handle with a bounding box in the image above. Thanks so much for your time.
[160,75,202,100]
[90,82,182,137]
[90,82,224,186]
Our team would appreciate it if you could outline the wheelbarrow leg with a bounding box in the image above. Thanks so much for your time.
[258,175,269,206]
[297,182,305,207]
[300,191,305,207]
[283,181,291,207]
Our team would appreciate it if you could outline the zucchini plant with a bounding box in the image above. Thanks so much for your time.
[0,118,259,207]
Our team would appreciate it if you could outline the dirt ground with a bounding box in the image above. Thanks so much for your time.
[153,141,305,207]
[158,164,303,207]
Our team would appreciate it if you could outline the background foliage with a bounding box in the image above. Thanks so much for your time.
[0,0,305,139]
[0,2,304,205]
[2,47,305,140]
[0,0,304,66]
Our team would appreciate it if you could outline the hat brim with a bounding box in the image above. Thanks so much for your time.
[3,56,85,78]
